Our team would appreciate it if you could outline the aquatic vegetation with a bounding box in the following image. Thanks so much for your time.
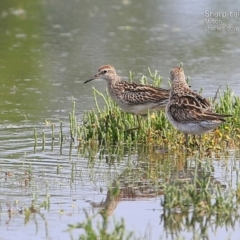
[161,161,240,239]
[29,67,240,239]
[35,68,239,154]
[67,183,136,240]
[68,211,135,240]
[73,69,240,151]
[2,193,50,237]
[67,156,240,240]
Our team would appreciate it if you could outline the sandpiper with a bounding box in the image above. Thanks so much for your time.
[166,67,232,145]
[84,65,170,116]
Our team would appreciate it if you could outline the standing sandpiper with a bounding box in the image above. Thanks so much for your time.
[84,65,170,116]
[166,67,232,145]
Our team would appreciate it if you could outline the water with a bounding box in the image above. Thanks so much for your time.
[0,0,240,239]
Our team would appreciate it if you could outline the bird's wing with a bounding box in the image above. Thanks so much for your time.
[169,93,230,122]
[120,82,169,105]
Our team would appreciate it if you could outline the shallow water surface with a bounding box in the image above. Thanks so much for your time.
[1,122,240,239]
[1,0,240,239]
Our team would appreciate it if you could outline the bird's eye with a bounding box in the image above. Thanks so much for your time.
[102,70,107,74]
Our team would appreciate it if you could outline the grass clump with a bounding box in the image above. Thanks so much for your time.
[68,210,135,240]
[67,156,240,240]
[160,159,240,239]
[74,69,240,151]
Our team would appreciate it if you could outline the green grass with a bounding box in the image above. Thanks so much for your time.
[161,160,240,238]
[67,158,240,240]
[73,69,240,152]
[32,68,240,239]
[68,209,135,240]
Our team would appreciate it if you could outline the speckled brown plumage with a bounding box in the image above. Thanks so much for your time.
[166,67,232,143]
[84,65,169,116]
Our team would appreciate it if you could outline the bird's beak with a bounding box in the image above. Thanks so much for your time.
[84,74,98,84]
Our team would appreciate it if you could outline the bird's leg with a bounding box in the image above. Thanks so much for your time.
[193,135,197,145]
[137,115,141,129]
[199,135,202,152]
[191,135,202,151]
[185,134,189,147]
[126,115,141,131]
[192,135,201,148]
[212,85,222,103]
